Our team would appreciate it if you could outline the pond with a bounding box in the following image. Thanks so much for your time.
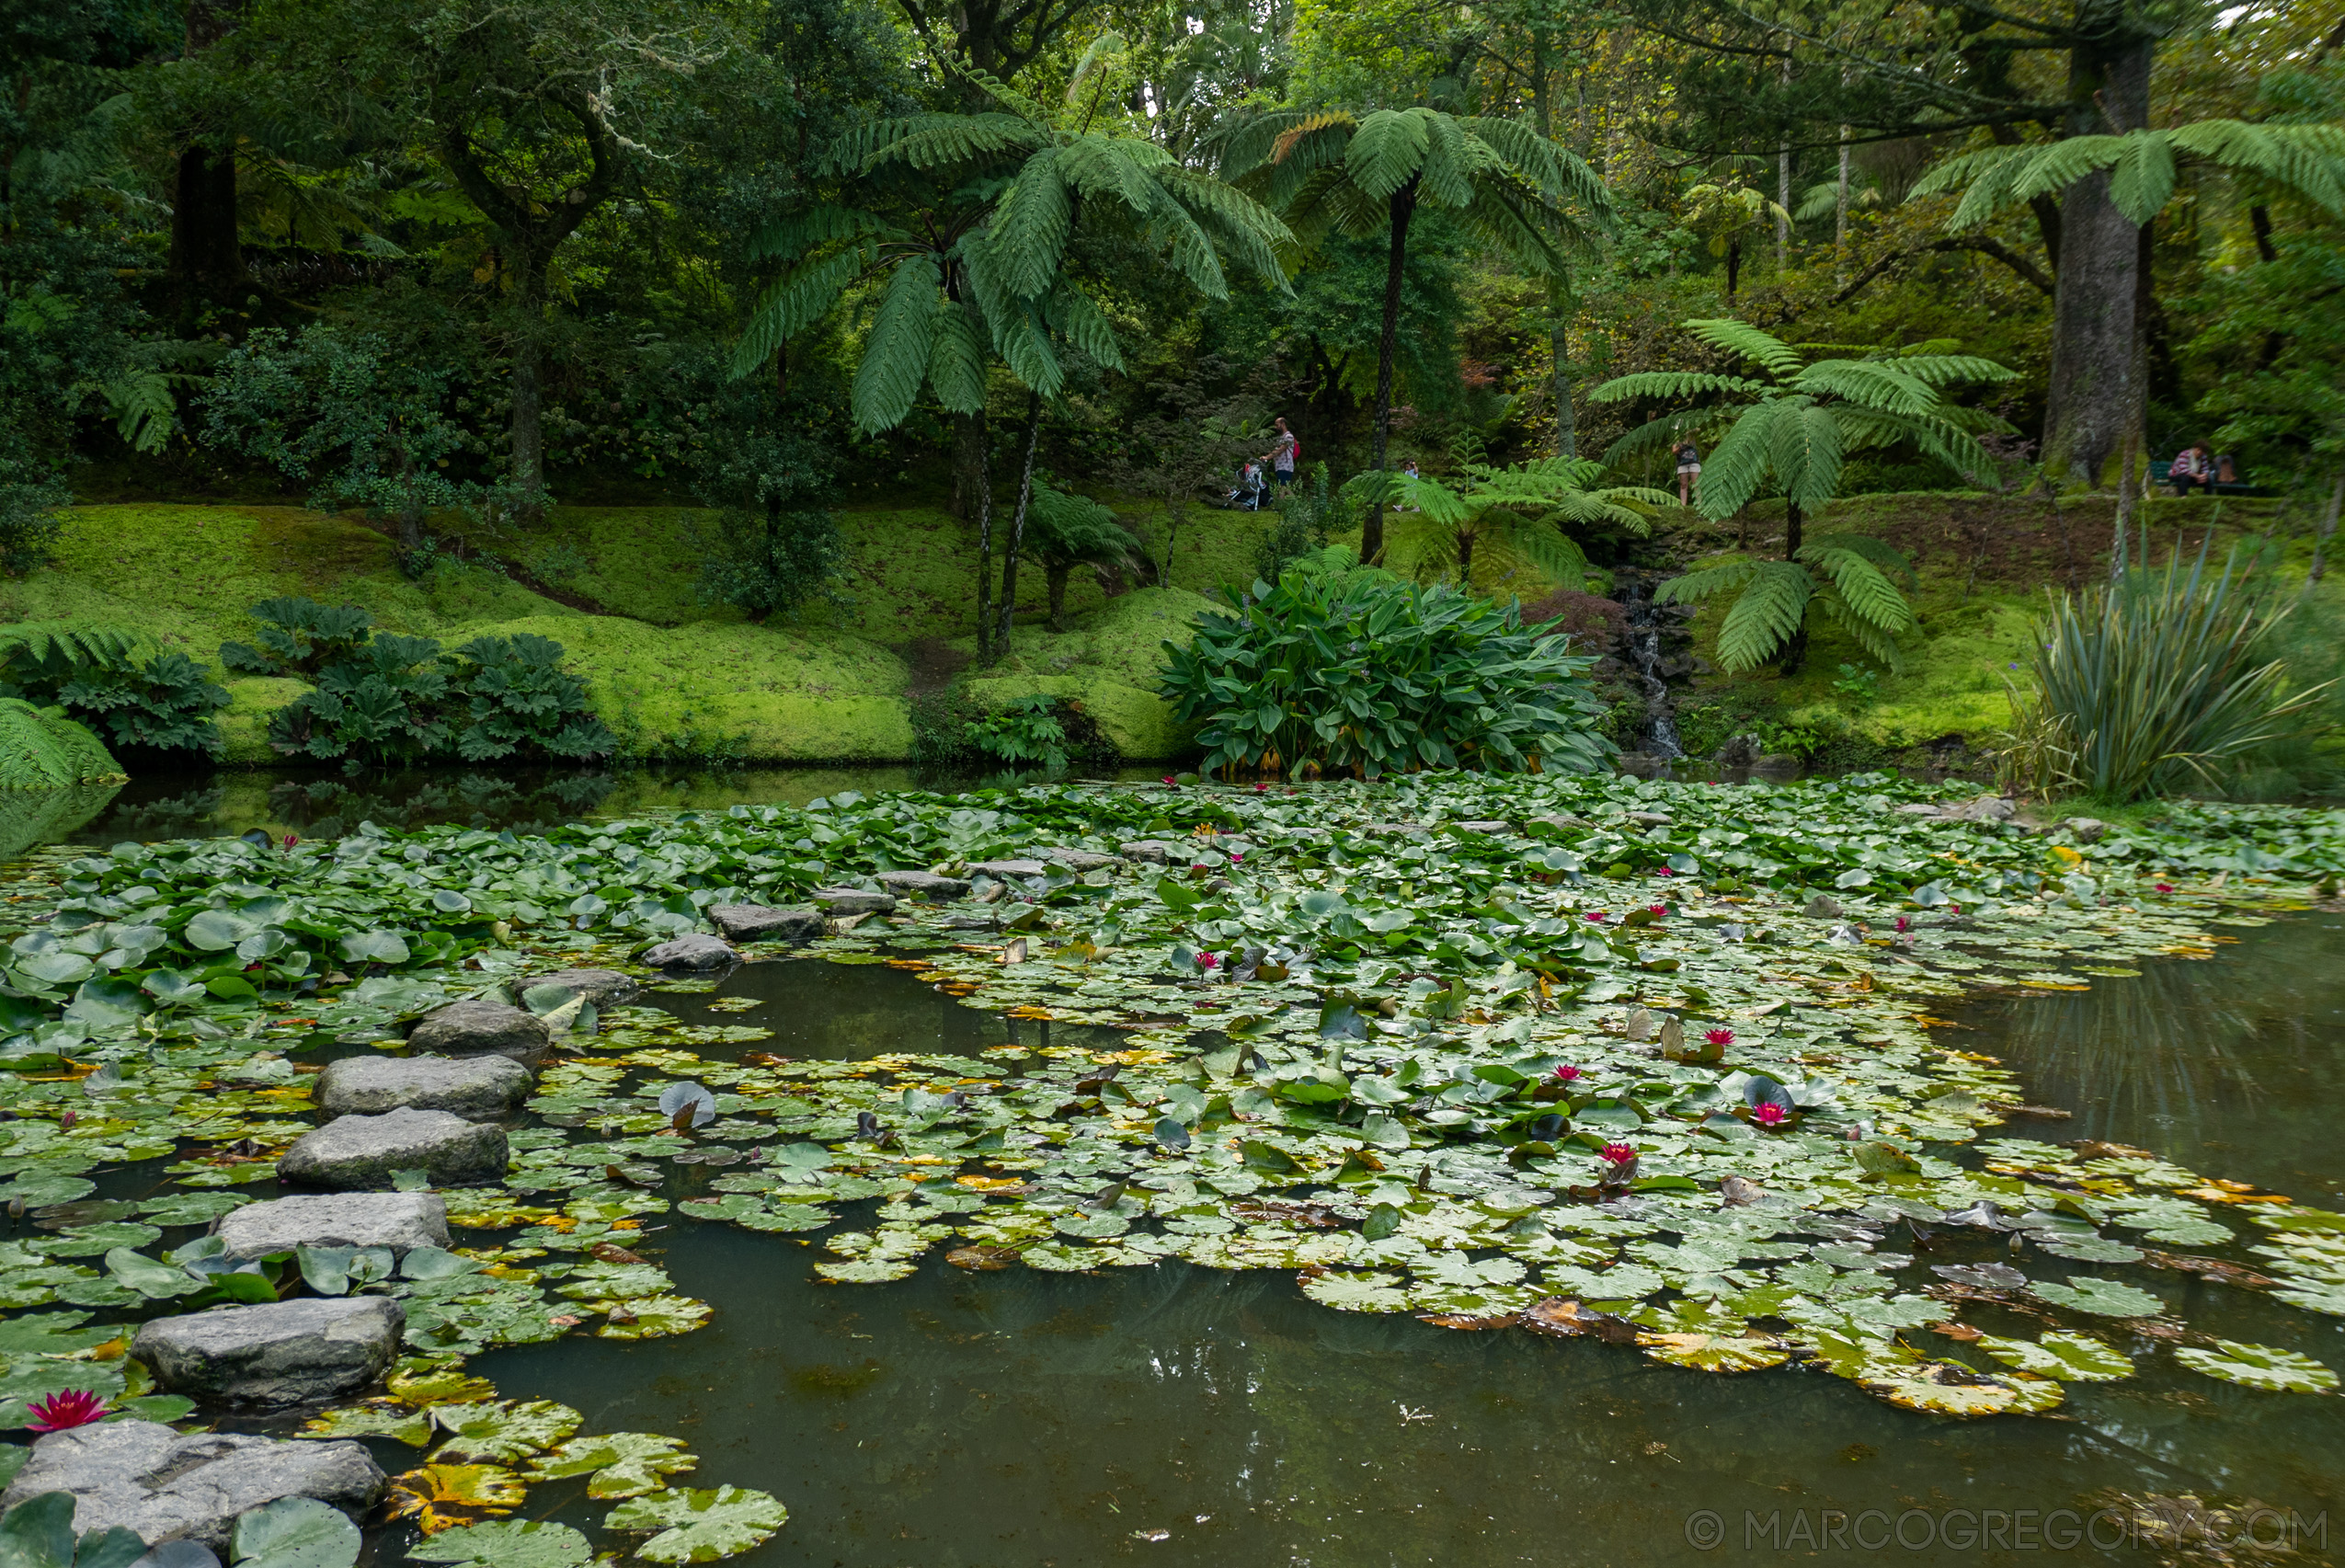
[2,772,2339,1568]
[451,931,2345,1568]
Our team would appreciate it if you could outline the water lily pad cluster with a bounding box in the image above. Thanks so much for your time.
[0,767,2334,1562]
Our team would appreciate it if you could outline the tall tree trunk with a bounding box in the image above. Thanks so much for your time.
[992,392,1044,658]
[1835,124,1851,282]
[1457,527,1475,588]
[973,446,996,661]
[2305,474,2344,598]
[508,264,548,528]
[949,409,989,521]
[2111,420,2139,580]
[1725,238,1741,301]
[1047,562,1071,632]
[1363,178,1418,568]
[2042,25,2152,487]
[1547,275,1577,459]
[1776,145,1790,271]
[165,0,250,309]
[1777,498,1808,673]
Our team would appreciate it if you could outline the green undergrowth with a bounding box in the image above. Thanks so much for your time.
[12,504,1274,763]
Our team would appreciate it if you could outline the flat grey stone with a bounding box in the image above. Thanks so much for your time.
[811,887,898,915]
[2059,816,2109,843]
[1625,811,1675,826]
[1047,849,1118,872]
[1751,753,1802,773]
[1116,840,1182,863]
[317,1055,530,1120]
[529,967,639,1006]
[1802,893,1845,920]
[214,1193,449,1264]
[1357,822,1426,837]
[1939,794,2017,823]
[970,858,1047,878]
[132,1298,403,1408]
[406,999,548,1061]
[642,933,737,969]
[278,1108,508,1190]
[877,870,971,899]
[708,904,822,942]
[1,1421,383,1550]
[1452,820,1516,836]
[1894,803,1942,816]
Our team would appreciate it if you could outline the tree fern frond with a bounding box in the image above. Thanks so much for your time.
[1813,587,1908,670]
[0,623,150,674]
[1693,399,1781,520]
[927,297,989,415]
[1807,531,1916,587]
[1598,411,1733,468]
[745,204,887,263]
[729,242,873,376]
[1258,109,1356,170]
[834,114,1038,174]
[1799,544,1914,634]
[1790,359,1939,416]
[961,68,1057,129]
[1682,318,1802,379]
[1488,514,1593,586]
[2108,131,2178,225]
[1140,181,1232,301]
[1882,354,2019,387]
[992,147,1073,299]
[1345,108,1432,200]
[1712,561,1815,671]
[1588,372,1768,402]
[1907,141,2030,202]
[1154,167,1293,286]
[849,253,942,435]
[1458,116,1614,219]
[1653,559,1758,605]
[1046,280,1124,372]
[1416,110,1474,210]
[2005,134,2127,208]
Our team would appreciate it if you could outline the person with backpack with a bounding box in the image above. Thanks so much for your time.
[1264,418,1299,494]
[1674,441,1701,506]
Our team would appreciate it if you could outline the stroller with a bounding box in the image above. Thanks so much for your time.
[1225,461,1268,511]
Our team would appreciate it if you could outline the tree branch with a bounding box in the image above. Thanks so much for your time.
[1827,234,2054,308]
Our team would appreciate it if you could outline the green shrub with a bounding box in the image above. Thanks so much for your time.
[1253,463,1335,584]
[227,598,613,768]
[1161,569,1617,779]
[969,693,1070,770]
[690,427,849,623]
[1997,547,2329,802]
[0,623,229,761]
[0,699,126,789]
[0,461,68,577]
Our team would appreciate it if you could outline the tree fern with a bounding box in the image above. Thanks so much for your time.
[1918,121,2345,232]
[0,623,150,677]
[850,254,944,435]
[1800,544,1915,638]
[1682,319,1803,379]
[1712,561,1815,672]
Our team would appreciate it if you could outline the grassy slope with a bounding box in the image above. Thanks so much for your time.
[17,500,1281,764]
[1675,492,2296,751]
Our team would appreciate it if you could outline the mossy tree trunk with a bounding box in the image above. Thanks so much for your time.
[1776,497,1808,675]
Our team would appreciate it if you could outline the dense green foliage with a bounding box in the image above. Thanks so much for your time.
[0,624,228,760]
[226,598,613,767]
[1161,567,1615,778]
[1999,548,2325,801]
[0,700,125,790]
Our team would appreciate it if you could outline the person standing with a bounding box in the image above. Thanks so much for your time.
[1674,440,1701,506]
[1264,418,1298,494]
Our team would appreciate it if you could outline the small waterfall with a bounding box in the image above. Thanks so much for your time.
[1619,575,1683,759]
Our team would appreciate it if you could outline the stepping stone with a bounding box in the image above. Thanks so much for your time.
[214,1193,450,1265]
[1937,794,2016,822]
[1453,820,1517,836]
[1624,810,1675,826]
[132,1298,404,1408]
[1047,849,1118,872]
[406,999,549,1061]
[876,870,970,900]
[1802,893,1846,921]
[2058,816,2109,843]
[528,967,640,1006]
[642,933,736,970]
[317,1056,532,1120]
[1,1421,384,1551]
[709,904,823,942]
[1116,840,1179,863]
[811,887,898,916]
[278,1108,509,1190]
[1893,803,1941,816]
[970,858,1047,878]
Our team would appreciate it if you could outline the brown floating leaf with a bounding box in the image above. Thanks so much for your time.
[2139,1251,2277,1289]
[946,1245,1022,1271]
[1417,1310,1521,1331]
[591,1242,648,1265]
[2069,1139,2156,1160]
[1719,1176,1765,1207]
[1521,1297,1640,1345]
[1001,938,1028,966]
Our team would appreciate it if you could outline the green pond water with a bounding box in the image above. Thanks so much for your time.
[401,922,2344,1568]
[24,770,2342,1565]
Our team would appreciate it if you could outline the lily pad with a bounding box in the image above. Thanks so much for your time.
[2171,1340,2339,1393]
[604,1487,789,1563]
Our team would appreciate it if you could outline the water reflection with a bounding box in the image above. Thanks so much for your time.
[1964,918,2345,1207]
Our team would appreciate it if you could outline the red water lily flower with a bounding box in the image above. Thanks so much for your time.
[1704,1027,1734,1047]
[1161,776,1177,785]
[1648,904,1667,916]
[1894,916,1910,933]
[280,833,299,850]
[1752,1102,1789,1127]
[1253,784,1269,793]
[1584,911,1607,923]
[1598,1141,1638,1167]
[56,1109,74,1129]
[1229,853,1244,864]
[27,1390,107,1432]
[1552,1064,1583,1082]
[1195,951,1218,970]
[2156,883,2175,893]
[1654,866,1674,876]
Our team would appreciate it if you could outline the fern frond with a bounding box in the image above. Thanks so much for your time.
[1488,514,1594,586]
[1813,587,1908,670]
[1799,544,1915,634]
[1345,108,1432,200]
[1415,110,1474,210]
[1790,359,1939,416]
[927,297,989,416]
[1681,318,1802,380]
[0,623,150,674]
[1907,141,2030,204]
[745,204,886,263]
[1712,560,1816,672]
[1588,372,1768,403]
[1881,353,2019,388]
[1654,559,1758,605]
[829,114,1038,175]
[1807,531,1916,587]
[850,253,943,436]
[1154,167,1293,288]
[1691,400,1782,521]
[2107,131,2178,224]
[991,146,1073,299]
[729,241,874,377]
[1458,116,1614,219]
[2005,134,2126,209]
[1046,280,1124,372]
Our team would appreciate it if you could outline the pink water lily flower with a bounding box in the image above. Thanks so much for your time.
[1704,1028,1734,1047]
[1598,1142,1638,1168]
[1752,1103,1789,1127]
[1648,904,1667,916]
[2156,883,2175,893]
[1894,916,1910,933]
[1195,951,1218,970]
[1552,1064,1583,1082]
[27,1390,107,1432]
[1584,911,1607,923]
[1655,866,1674,876]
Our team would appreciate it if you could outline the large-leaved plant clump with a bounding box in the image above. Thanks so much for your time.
[226,599,614,768]
[1998,544,2332,802]
[1160,565,1616,779]
[0,622,229,761]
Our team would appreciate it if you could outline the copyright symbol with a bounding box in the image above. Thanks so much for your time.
[1686,1510,1726,1551]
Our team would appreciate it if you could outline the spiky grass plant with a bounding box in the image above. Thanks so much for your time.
[1997,545,2332,803]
